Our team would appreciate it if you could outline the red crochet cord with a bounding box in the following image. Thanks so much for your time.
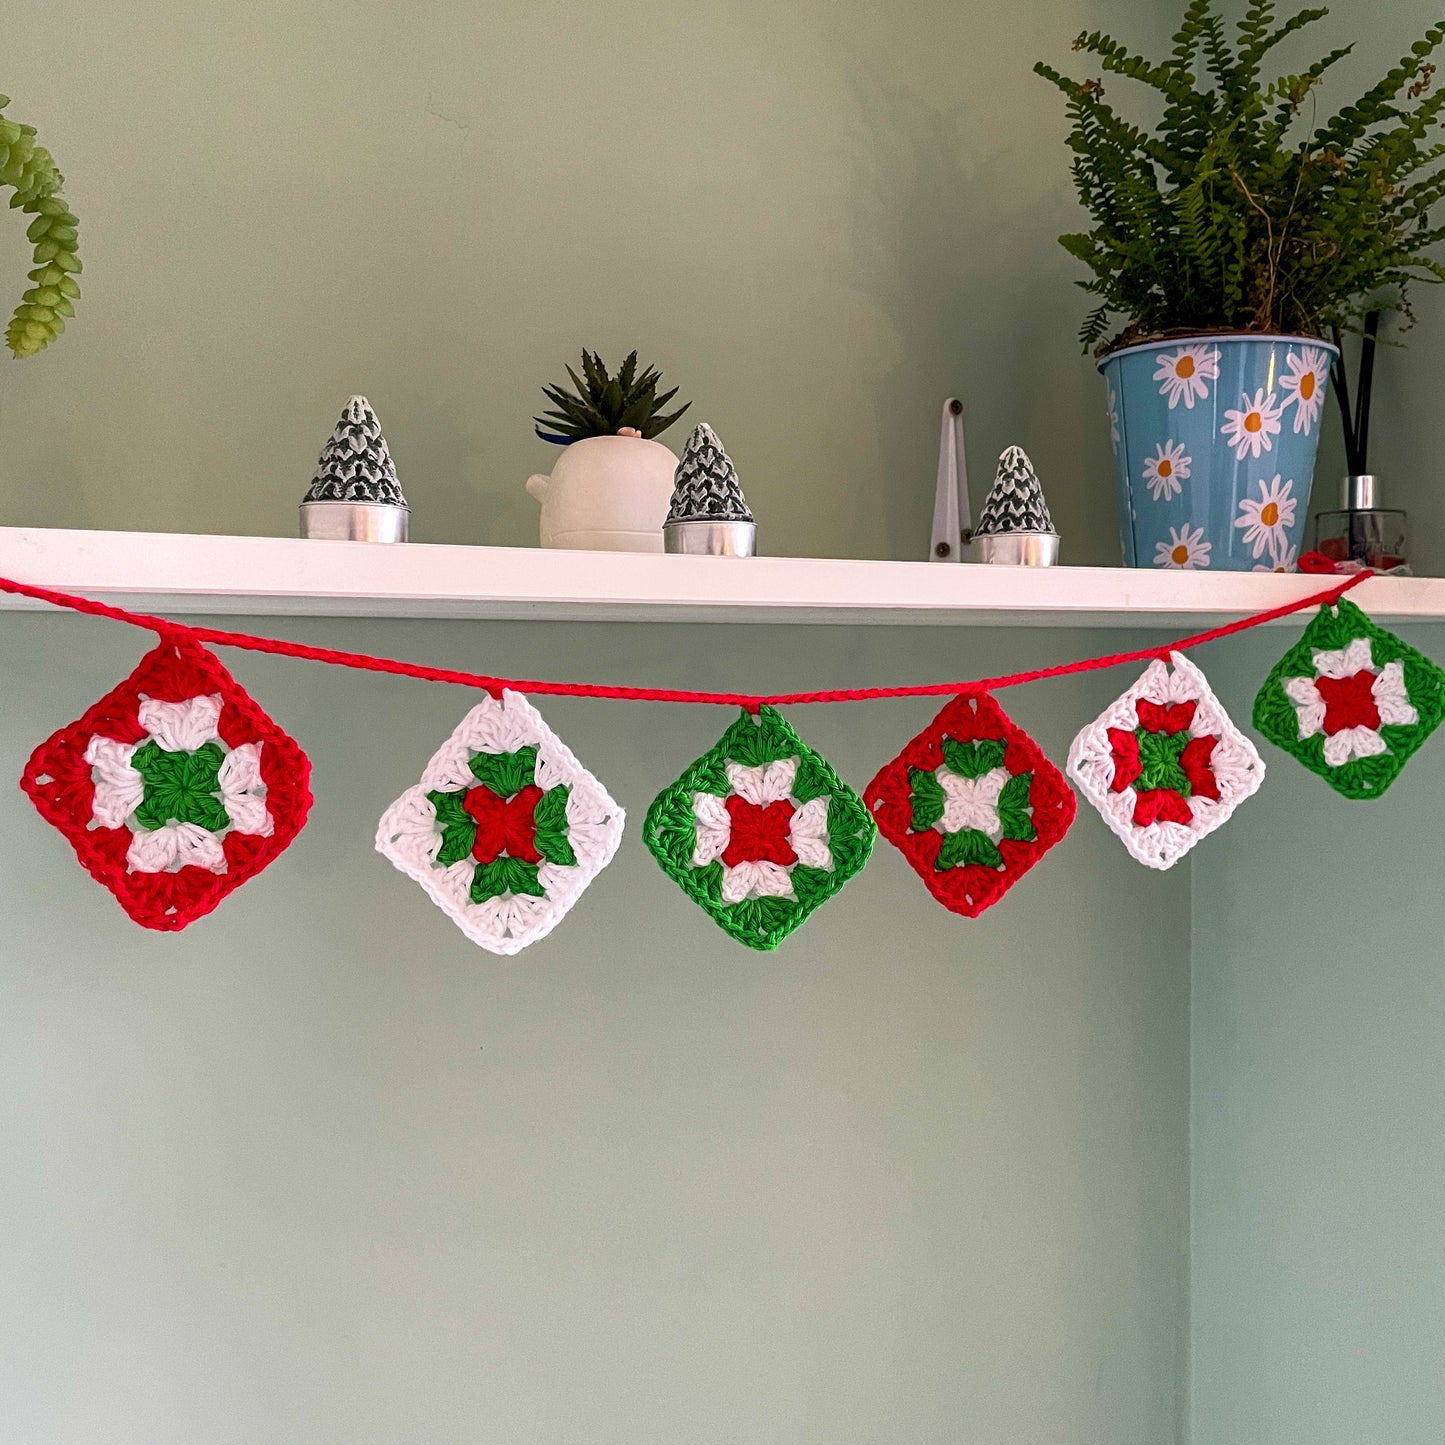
[0,569,1372,710]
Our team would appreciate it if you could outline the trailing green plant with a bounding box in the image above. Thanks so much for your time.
[0,93,80,358]
[1035,1,1445,354]
[535,350,689,442]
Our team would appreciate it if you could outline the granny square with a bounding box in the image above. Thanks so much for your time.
[642,705,875,950]
[22,639,312,930]
[864,690,1076,916]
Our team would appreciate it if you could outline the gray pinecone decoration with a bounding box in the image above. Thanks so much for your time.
[666,423,753,523]
[302,396,408,507]
[974,446,1054,535]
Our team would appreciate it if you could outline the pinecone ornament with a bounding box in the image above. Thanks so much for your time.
[663,423,757,556]
[300,396,409,541]
[666,424,753,522]
[974,446,1055,535]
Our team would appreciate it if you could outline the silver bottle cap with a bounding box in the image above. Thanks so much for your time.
[1341,474,1379,510]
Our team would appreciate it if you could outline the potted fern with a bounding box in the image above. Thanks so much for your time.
[527,350,690,551]
[1037,2,1445,571]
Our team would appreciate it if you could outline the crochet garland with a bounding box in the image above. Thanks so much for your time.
[9,567,1443,951]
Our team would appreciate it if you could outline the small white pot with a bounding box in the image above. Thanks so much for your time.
[525,435,678,552]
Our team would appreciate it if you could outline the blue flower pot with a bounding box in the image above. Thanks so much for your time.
[1098,334,1338,572]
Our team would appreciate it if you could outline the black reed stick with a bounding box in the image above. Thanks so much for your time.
[1330,324,1357,474]
[1355,310,1380,474]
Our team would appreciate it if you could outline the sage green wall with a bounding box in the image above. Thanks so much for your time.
[1187,6,1445,1442]
[0,617,1190,1445]
[1,7,1194,1435]
[1190,628,1445,1445]
[0,0,1165,565]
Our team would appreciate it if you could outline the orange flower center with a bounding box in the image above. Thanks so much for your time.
[1244,412,1262,433]
[1158,459,1172,476]
[1260,502,1280,527]
[1299,372,1316,400]
[1175,356,1196,379]
[1171,544,1189,564]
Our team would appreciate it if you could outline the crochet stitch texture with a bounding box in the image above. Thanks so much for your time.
[1253,597,1445,798]
[864,691,1076,915]
[22,639,312,929]
[375,690,624,954]
[642,706,875,949]
[1067,651,1265,870]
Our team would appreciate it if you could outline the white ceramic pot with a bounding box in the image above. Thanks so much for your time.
[525,435,678,552]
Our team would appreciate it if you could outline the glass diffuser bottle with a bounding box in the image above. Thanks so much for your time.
[1313,473,1409,569]
[1317,312,1410,572]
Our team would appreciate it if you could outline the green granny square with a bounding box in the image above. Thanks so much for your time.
[642,706,876,950]
[1253,597,1445,799]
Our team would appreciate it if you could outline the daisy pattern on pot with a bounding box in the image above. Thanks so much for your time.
[1253,543,1299,573]
[1154,524,1211,569]
[1220,388,1284,460]
[1280,637,1419,767]
[1142,441,1189,502]
[1233,475,1296,561]
[1106,387,1120,449]
[1278,347,1330,434]
[1154,344,1220,409]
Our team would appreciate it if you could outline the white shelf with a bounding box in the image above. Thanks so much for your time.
[0,525,1442,628]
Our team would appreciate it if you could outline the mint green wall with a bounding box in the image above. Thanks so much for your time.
[1187,5,1445,1441]
[10,0,1445,1441]
[0,617,1189,1444]
[0,0,1167,565]
[1190,627,1445,1445]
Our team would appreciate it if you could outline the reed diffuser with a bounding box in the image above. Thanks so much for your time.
[1315,313,1409,570]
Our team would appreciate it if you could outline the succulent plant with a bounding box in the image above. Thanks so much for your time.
[0,93,80,359]
[534,350,689,443]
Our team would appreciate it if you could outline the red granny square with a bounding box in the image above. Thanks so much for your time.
[21,638,312,931]
[864,691,1076,918]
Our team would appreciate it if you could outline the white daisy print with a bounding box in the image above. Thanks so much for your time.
[1278,347,1330,434]
[1142,441,1190,501]
[1220,388,1284,460]
[1233,474,1296,560]
[1106,387,1120,449]
[1153,344,1220,409]
[1153,524,1212,569]
[1252,542,1300,573]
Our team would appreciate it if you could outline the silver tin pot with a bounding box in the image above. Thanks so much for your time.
[300,500,409,543]
[969,531,1059,567]
[663,519,757,556]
